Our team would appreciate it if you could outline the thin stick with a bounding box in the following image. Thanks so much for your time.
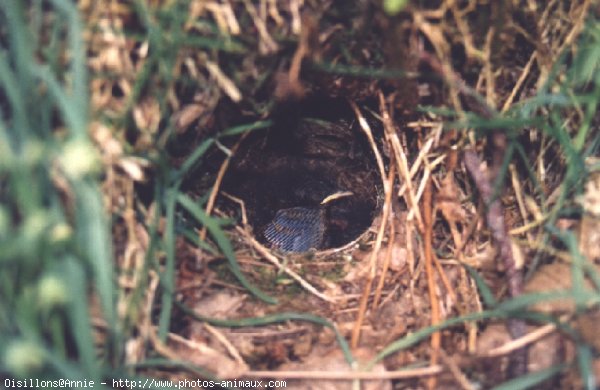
[351,163,395,348]
[423,176,441,390]
[214,198,335,303]
[464,150,527,375]
[378,92,424,231]
[481,323,558,358]
[199,133,247,241]
[350,101,386,184]
[510,164,534,245]
[373,210,395,309]
[242,0,278,53]
[221,192,248,226]
[439,350,475,390]
[238,227,336,303]
[500,52,536,113]
[432,254,457,305]
[203,322,246,366]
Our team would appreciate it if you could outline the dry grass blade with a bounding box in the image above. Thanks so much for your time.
[378,93,424,231]
[242,0,278,53]
[351,163,395,348]
[373,215,395,309]
[201,55,242,103]
[423,175,441,390]
[439,350,475,390]
[238,228,336,303]
[199,133,248,241]
[480,323,560,358]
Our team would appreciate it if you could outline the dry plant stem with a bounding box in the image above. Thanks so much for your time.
[242,0,278,53]
[509,216,547,236]
[149,328,182,361]
[244,365,443,380]
[212,201,333,302]
[467,271,483,353]
[464,150,527,375]
[221,0,241,34]
[410,236,426,317]
[435,180,479,352]
[204,3,228,34]
[510,164,534,245]
[266,0,284,26]
[351,163,395,349]
[203,322,246,365]
[432,254,457,305]
[221,192,248,226]
[450,1,481,62]
[373,213,395,309]
[201,55,242,102]
[413,15,463,113]
[423,177,441,390]
[396,137,436,197]
[481,322,559,358]
[454,201,481,256]
[439,350,476,390]
[205,2,241,35]
[153,329,249,377]
[288,12,310,86]
[482,27,497,106]
[289,0,302,34]
[350,101,386,184]
[500,52,536,113]
[238,227,335,303]
[447,218,464,260]
[378,92,424,231]
[199,133,247,241]
[557,0,592,56]
[422,50,528,374]
[419,52,492,118]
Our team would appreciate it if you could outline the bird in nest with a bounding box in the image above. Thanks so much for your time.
[263,191,353,252]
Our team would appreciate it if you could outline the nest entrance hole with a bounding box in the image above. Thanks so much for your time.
[223,95,382,250]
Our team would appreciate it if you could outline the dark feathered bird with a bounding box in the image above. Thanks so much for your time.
[263,191,353,252]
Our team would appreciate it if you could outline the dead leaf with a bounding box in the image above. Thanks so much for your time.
[118,157,148,182]
[437,173,467,223]
[524,262,597,313]
[191,291,246,319]
[133,97,160,133]
[168,334,248,379]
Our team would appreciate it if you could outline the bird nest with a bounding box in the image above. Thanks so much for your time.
[220,95,382,252]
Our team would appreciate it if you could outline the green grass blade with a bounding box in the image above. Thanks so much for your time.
[73,182,116,331]
[177,193,277,304]
[491,363,567,390]
[463,264,497,307]
[175,300,353,365]
[177,139,215,179]
[62,256,98,378]
[219,120,273,137]
[48,0,88,137]
[0,55,28,146]
[576,344,596,390]
[157,188,177,340]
